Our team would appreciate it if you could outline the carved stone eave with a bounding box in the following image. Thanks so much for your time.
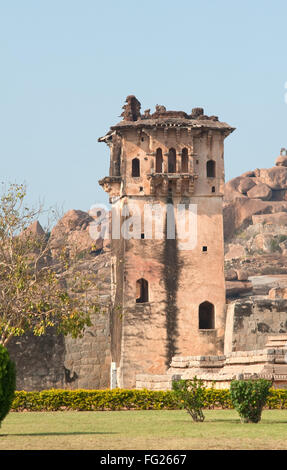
[98,176,122,194]
[109,121,235,138]
[98,131,116,144]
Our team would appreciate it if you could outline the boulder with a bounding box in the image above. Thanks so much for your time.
[226,280,253,297]
[251,233,275,253]
[26,220,46,236]
[279,238,287,256]
[238,178,256,194]
[19,221,47,263]
[269,287,287,299]
[223,153,287,239]
[223,198,274,239]
[224,177,247,202]
[275,155,287,167]
[223,196,287,240]
[241,171,256,178]
[225,243,246,260]
[257,167,287,190]
[225,269,238,281]
[270,189,287,201]
[236,269,249,281]
[246,182,272,200]
[49,209,102,257]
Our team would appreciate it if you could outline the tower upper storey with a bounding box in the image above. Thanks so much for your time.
[98,96,235,199]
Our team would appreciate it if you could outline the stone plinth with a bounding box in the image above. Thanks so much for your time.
[135,335,287,391]
[135,374,181,391]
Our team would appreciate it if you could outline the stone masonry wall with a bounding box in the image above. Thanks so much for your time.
[8,310,111,391]
[8,329,66,391]
[7,245,112,391]
[63,310,111,390]
[225,298,287,353]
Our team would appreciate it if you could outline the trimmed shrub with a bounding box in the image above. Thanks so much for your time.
[0,345,16,427]
[230,378,272,423]
[11,389,179,411]
[8,386,287,412]
[172,377,206,422]
[204,388,232,409]
[266,388,287,409]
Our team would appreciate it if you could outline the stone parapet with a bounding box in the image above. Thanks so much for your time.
[170,355,226,369]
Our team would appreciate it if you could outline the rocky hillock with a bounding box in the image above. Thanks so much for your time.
[224,149,287,298]
[224,148,287,240]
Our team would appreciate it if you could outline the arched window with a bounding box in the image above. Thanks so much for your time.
[132,158,140,177]
[156,148,163,173]
[199,301,215,329]
[181,148,188,173]
[206,160,216,178]
[136,278,149,303]
[168,148,176,173]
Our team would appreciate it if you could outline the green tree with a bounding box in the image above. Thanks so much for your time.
[0,345,16,427]
[0,183,99,347]
[172,377,206,422]
[230,378,272,423]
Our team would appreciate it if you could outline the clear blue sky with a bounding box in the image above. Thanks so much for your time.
[1,0,287,221]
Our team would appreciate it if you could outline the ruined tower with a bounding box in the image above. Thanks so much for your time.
[99,96,235,388]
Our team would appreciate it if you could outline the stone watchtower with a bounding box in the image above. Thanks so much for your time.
[99,96,235,388]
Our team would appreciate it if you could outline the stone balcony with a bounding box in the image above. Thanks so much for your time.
[148,172,198,196]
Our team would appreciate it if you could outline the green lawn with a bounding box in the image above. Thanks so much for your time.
[0,409,287,450]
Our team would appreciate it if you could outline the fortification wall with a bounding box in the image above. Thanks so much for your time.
[7,310,111,391]
[7,329,66,391]
[7,245,112,391]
